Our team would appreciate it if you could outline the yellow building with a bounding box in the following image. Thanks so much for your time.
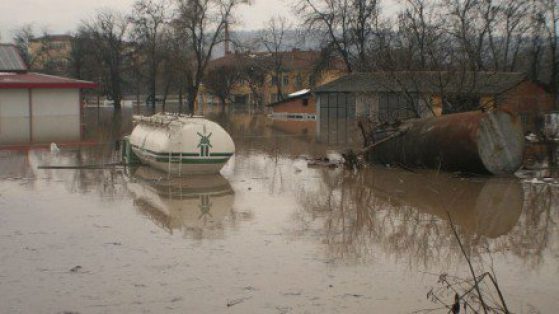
[28,34,73,74]
[202,49,347,112]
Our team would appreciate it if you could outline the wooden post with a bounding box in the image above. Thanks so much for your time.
[28,88,33,144]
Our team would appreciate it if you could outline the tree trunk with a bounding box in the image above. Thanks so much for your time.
[178,87,183,113]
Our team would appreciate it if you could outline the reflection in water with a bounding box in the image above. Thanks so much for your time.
[270,119,316,137]
[0,116,81,145]
[512,182,559,267]
[296,166,559,269]
[0,109,558,312]
[126,166,237,239]
[364,168,523,238]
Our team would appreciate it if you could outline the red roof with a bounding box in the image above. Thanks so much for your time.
[0,72,97,89]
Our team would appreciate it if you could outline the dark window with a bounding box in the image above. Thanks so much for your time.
[296,74,303,89]
[443,95,480,114]
[283,75,289,86]
[302,98,309,106]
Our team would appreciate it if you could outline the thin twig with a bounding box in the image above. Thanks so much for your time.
[447,212,489,314]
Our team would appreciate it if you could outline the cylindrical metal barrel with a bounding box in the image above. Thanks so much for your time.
[368,110,525,175]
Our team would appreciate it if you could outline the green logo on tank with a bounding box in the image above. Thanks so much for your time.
[197,128,213,157]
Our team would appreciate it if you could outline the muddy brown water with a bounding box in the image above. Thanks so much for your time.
[0,109,558,313]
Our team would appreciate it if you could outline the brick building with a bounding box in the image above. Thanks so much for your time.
[202,49,346,111]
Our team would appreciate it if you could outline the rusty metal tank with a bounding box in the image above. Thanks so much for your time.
[369,110,525,175]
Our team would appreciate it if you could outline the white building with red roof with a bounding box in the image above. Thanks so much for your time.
[0,44,96,146]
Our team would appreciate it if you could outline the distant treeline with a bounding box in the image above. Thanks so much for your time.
[9,0,559,112]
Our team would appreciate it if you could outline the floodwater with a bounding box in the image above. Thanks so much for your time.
[0,108,558,313]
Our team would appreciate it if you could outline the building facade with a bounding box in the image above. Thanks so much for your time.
[268,89,317,119]
[203,49,346,112]
[0,44,96,146]
[28,35,73,75]
[313,72,554,134]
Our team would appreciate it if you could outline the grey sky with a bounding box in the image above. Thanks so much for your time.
[0,0,295,42]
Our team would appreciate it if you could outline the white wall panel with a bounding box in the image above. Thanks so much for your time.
[32,89,80,116]
[0,89,30,117]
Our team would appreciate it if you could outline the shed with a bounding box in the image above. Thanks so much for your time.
[268,89,317,120]
[313,71,553,132]
[0,44,96,145]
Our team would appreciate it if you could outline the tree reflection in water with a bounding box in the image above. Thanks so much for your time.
[295,166,559,270]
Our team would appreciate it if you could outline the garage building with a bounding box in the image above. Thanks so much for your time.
[0,44,96,145]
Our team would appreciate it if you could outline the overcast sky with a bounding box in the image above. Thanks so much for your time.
[0,0,295,42]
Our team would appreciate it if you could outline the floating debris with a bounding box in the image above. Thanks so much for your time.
[69,265,82,273]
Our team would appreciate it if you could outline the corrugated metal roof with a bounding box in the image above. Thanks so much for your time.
[313,71,528,95]
[0,44,27,72]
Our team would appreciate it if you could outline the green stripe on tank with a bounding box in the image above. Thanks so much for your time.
[155,157,231,164]
[132,145,233,158]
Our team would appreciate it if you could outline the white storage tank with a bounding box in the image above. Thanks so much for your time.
[128,113,235,175]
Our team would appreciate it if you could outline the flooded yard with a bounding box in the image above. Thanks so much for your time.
[0,109,558,313]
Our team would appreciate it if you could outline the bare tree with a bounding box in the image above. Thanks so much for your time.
[442,0,497,72]
[260,16,289,101]
[539,0,559,108]
[68,29,87,79]
[243,57,268,111]
[528,0,546,82]
[67,26,106,82]
[166,25,193,112]
[131,0,170,113]
[173,0,250,115]
[296,0,383,73]
[12,24,35,67]
[82,10,130,110]
[397,0,446,70]
[205,63,242,111]
[496,0,529,71]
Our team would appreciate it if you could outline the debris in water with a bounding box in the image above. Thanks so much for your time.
[104,242,122,246]
[307,157,343,168]
[226,296,251,307]
[50,142,60,153]
[69,265,82,273]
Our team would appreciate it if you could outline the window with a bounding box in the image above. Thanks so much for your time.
[296,74,303,89]
[302,98,309,106]
[283,75,289,86]
[442,95,480,114]
[271,76,278,85]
